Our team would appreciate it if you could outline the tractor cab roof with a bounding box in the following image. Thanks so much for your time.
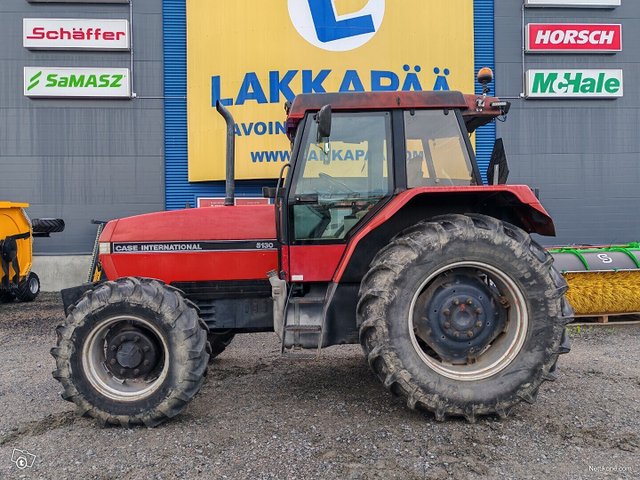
[285,90,509,140]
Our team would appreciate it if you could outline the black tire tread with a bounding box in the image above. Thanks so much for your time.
[32,218,65,234]
[16,272,39,302]
[0,290,15,303]
[357,214,573,422]
[207,332,235,362]
[50,277,209,427]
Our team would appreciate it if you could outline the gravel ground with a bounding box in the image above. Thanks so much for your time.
[0,293,638,479]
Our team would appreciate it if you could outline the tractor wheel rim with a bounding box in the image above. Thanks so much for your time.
[82,315,169,402]
[408,261,528,382]
[29,277,38,294]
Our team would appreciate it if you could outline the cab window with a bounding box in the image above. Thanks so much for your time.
[291,112,392,242]
[405,110,474,187]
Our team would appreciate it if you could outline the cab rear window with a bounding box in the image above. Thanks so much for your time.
[405,110,474,187]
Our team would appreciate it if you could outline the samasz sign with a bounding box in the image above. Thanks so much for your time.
[23,18,130,50]
[527,24,622,53]
[526,70,623,98]
[24,67,131,98]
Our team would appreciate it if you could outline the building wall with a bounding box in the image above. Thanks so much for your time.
[0,0,165,255]
[495,1,640,245]
[3,0,638,259]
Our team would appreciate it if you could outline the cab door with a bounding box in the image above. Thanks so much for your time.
[284,111,394,282]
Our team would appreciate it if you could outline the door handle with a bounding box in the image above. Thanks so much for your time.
[294,194,319,204]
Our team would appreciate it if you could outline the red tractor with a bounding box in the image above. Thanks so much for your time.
[52,71,572,426]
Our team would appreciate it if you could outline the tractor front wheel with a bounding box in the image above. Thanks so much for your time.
[358,214,572,422]
[51,277,209,427]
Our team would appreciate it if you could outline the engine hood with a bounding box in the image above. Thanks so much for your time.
[97,205,278,284]
[101,205,276,243]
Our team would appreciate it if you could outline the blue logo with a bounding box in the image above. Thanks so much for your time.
[308,0,375,43]
[289,0,385,52]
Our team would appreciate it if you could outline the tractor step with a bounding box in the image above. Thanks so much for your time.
[279,286,328,358]
[284,325,322,333]
[289,296,325,305]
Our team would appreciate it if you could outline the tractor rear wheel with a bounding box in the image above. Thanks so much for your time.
[357,214,572,422]
[51,277,209,427]
[207,332,235,362]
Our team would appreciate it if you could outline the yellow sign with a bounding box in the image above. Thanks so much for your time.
[187,0,475,181]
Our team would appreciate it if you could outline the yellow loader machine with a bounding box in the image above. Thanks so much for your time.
[0,201,64,302]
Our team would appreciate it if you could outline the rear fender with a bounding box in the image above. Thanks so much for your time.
[334,185,555,283]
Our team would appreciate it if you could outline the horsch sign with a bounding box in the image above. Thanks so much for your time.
[527,24,622,53]
[23,18,130,50]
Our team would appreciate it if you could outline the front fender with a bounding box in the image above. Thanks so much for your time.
[60,282,102,316]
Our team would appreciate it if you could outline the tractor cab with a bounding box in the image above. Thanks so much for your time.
[256,86,515,291]
[279,90,506,245]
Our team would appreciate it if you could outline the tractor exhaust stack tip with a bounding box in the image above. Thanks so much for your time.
[216,101,236,206]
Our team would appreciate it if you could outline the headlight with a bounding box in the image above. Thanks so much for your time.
[98,242,111,255]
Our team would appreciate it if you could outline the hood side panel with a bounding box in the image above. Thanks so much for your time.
[99,205,278,283]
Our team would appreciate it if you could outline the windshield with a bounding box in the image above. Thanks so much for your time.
[405,110,474,187]
[296,113,391,197]
[291,112,392,241]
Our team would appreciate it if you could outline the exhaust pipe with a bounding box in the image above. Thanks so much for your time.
[216,101,236,206]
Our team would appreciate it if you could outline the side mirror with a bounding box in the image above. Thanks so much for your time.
[315,105,332,143]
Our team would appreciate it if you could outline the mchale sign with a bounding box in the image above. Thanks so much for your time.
[24,19,129,50]
[527,24,622,53]
[526,70,623,98]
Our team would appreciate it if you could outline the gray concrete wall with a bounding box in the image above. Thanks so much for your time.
[0,0,164,255]
[32,255,91,292]
[495,1,640,246]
